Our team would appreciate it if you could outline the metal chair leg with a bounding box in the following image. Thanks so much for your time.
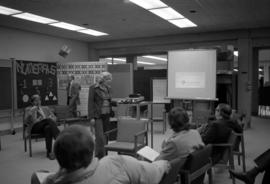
[29,138,32,157]
[241,135,247,172]
[24,137,27,152]
[229,148,235,184]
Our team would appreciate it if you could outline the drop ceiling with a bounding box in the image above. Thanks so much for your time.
[0,0,269,42]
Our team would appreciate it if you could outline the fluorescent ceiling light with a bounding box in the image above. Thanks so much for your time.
[137,61,155,65]
[0,5,21,15]
[105,58,126,62]
[169,18,197,28]
[12,12,57,24]
[234,51,238,56]
[77,29,108,36]
[129,0,167,10]
[259,68,263,72]
[143,55,167,61]
[50,22,85,31]
[150,7,184,20]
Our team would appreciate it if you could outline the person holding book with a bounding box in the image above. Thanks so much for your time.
[39,125,170,184]
[156,107,204,161]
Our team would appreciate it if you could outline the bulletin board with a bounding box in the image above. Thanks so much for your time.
[57,62,107,116]
[16,60,58,108]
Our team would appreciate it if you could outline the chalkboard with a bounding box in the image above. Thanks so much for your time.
[16,60,58,108]
[0,67,11,110]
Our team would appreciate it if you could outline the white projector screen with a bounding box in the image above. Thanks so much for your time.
[168,50,216,100]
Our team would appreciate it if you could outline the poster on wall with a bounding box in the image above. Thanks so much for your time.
[57,62,107,116]
[16,60,58,108]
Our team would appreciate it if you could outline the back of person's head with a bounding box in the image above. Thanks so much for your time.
[217,103,232,120]
[168,107,190,132]
[53,125,94,172]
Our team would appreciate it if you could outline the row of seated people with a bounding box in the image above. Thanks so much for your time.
[30,101,245,184]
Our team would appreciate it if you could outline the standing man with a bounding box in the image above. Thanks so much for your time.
[66,75,74,105]
[88,72,113,159]
[68,76,81,117]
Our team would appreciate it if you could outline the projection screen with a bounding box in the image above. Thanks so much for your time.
[167,49,216,100]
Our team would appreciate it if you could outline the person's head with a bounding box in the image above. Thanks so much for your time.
[53,125,95,172]
[31,94,41,106]
[215,103,232,120]
[168,107,190,132]
[68,75,75,81]
[99,72,112,85]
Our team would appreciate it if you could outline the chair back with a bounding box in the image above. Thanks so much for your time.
[23,106,32,125]
[220,131,237,162]
[52,105,73,120]
[117,118,147,143]
[184,144,212,173]
[181,144,212,184]
[159,157,186,184]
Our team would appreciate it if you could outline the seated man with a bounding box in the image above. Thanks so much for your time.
[38,125,170,184]
[230,148,270,184]
[156,107,204,161]
[27,94,60,160]
[201,103,243,163]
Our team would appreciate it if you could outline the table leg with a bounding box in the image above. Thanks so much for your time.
[151,103,153,148]
[151,120,153,148]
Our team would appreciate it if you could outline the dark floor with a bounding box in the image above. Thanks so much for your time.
[0,116,269,184]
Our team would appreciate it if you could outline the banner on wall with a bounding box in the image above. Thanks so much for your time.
[57,62,107,116]
[16,60,58,108]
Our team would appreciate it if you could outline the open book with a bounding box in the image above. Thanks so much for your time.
[137,146,160,162]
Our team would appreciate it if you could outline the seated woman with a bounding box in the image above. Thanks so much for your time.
[38,125,170,184]
[200,103,243,164]
[156,107,204,161]
[27,94,60,160]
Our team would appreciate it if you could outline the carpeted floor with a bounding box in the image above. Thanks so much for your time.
[0,117,269,184]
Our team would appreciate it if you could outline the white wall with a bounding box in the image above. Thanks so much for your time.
[0,26,88,62]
